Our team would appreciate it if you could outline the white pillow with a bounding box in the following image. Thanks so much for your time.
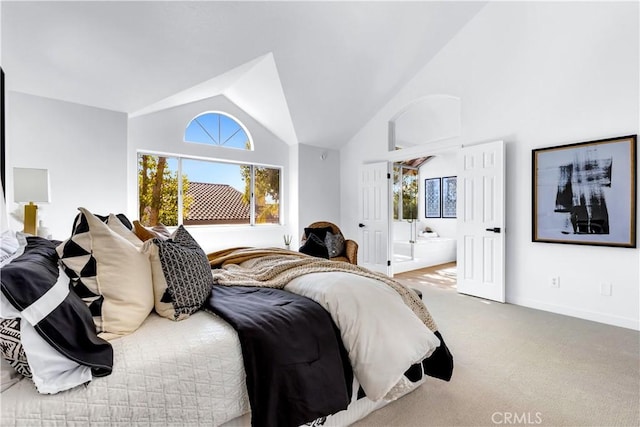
[0,230,27,267]
[20,315,93,394]
[78,208,153,340]
[0,294,92,395]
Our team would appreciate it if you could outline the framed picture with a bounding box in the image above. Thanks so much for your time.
[532,134,637,248]
[425,177,441,218]
[442,176,457,218]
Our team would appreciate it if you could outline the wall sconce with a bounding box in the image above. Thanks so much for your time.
[13,167,50,235]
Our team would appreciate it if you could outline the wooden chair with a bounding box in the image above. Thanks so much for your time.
[300,221,358,265]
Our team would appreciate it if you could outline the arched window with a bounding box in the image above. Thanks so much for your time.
[184,112,253,150]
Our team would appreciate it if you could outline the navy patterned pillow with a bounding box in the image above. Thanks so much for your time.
[147,226,214,320]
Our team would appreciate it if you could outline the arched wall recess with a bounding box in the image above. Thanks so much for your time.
[389,94,461,151]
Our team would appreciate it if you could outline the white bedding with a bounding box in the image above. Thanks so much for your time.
[1,312,249,426]
[2,271,438,426]
[286,272,440,401]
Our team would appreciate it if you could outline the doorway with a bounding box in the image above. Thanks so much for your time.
[384,94,505,302]
[391,152,458,275]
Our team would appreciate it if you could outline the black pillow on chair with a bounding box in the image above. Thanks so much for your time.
[304,227,333,242]
[299,234,330,259]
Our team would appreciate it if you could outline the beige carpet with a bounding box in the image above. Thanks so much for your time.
[352,269,640,427]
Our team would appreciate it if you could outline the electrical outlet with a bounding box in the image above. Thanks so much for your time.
[600,283,612,296]
[550,276,560,288]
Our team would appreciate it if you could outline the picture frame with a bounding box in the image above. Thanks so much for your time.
[424,177,441,218]
[532,134,637,248]
[442,176,457,218]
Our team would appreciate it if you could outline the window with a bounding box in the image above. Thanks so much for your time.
[392,164,418,220]
[184,112,253,150]
[254,166,281,224]
[137,153,280,227]
[138,155,181,226]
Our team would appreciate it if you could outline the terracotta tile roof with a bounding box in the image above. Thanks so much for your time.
[184,182,249,224]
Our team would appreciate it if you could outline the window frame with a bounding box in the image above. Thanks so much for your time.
[184,111,255,151]
[137,151,283,227]
[393,164,419,221]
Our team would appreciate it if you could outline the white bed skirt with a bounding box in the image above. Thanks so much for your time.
[221,376,426,426]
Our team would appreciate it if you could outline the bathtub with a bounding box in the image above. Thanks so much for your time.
[392,237,456,274]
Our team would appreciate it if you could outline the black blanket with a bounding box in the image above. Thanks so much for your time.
[206,285,352,427]
[0,236,113,376]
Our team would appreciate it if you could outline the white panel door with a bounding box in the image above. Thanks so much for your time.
[457,141,506,302]
[358,162,390,274]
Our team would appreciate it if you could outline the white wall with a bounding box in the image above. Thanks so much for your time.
[341,1,639,329]
[4,90,336,255]
[297,144,341,245]
[6,92,128,239]
[128,94,295,252]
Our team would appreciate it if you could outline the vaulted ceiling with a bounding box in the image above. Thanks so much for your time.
[1,1,487,148]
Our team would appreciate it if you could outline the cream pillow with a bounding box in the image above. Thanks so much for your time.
[78,208,153,340]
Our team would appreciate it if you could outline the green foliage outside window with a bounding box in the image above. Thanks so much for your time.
[241,165,280,224]
[138,153,280,227]
[138,155,192,226]
[393,164,418,220]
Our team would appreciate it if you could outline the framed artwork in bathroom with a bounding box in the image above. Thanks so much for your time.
[424,178,441,218]
[442,176,457,218]
[532,134,637,248]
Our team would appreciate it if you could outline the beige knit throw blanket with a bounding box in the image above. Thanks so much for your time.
[208,247,438,333]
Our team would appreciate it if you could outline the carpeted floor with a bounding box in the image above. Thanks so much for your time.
[351,265,640,427]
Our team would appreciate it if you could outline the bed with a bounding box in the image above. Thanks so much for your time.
[0,208,453,427]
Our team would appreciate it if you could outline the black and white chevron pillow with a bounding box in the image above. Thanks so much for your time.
[56,212,133,322]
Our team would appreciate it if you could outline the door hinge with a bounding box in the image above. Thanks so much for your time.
[387,260,391,266]
[387,173,391,179]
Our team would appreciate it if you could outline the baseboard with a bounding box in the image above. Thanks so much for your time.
[508,296,640,331]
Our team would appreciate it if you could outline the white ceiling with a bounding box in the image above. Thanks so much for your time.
[1,1,487,148]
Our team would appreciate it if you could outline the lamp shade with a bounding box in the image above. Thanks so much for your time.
[13,168,50,203]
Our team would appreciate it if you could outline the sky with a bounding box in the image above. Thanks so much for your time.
[184,112,250,150]
[182,159,245,191]
[167,112,250,191]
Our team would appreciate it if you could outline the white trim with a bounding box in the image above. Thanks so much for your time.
[509,296,640,331]
[20,267,70,326]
